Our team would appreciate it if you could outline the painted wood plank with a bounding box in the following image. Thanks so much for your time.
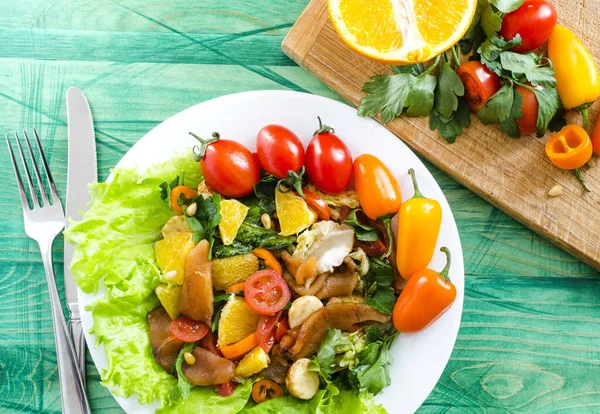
[0,0,599,413]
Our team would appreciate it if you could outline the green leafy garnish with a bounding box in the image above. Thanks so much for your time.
[532,87,562,137]
[489,0,524,13]
[343,209,379,242]
[170,343,195,401]
[184,193,221,258]
[478,84,516,125]
[159,174,182,203]
[500,52,557,88]
[363,259,396,314]
[429,99,471,144]
[435,59,464,119]
[358,72,418,124]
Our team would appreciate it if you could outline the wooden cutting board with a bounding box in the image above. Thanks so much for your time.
[282,0,600,270]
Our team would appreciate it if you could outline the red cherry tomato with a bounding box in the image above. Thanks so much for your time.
[303,189,331,220]
[515,85,539,135]
[276,316,289,342]
[305,118,352,194]
[170,317,209,343]
[244,270,291,315]
[457,61,501,113]
[192,132,260,198]
[256,125,305,179]
[199,329,221,356]
[499,0,557,53]
[256,311,281,353]
[593,116,600,156]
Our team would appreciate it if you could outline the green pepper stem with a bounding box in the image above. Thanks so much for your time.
[439,247,452,281]
[582,107,589,130]
[573,168,592,192]
[190,131,220,161]
[381,217,394,259]
[314,116,335,135]
[408,168,424,199]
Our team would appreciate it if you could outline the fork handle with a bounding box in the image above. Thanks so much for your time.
[39,239,91,414]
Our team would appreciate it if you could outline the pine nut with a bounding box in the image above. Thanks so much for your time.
[184,352,196,365]
[261,213,272,230]
[186,202,197,216]
[165,270,178,281]
[548,185,563,197]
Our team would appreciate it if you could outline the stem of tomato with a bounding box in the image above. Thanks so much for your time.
[314,116,335,135]
[408,168,424,199]
[573,168,592,192]
[189,131,220,161]
[439,247,452,281]
[381,217,394,259]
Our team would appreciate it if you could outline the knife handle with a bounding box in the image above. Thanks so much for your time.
[69,317,87,387]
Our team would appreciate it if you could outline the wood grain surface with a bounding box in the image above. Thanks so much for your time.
[0,1,599,413]
[282,0,600,271]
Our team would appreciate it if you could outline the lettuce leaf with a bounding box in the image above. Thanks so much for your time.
[64,152,387,413]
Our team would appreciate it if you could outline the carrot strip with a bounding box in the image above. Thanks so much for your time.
[220,333,258,359]
[226,282,246,293]
[252,248,283,275]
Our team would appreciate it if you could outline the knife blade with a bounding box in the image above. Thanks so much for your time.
[65,86,97,386]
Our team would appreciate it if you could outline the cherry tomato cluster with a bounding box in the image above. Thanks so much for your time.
[191,117,354,197]
[457,0,557,135]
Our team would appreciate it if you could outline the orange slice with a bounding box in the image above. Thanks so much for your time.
[328,0,477,64]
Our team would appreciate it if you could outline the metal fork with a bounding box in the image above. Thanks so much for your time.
[6,129,91,414]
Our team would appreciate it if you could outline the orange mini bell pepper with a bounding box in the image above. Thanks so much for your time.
[593,116,600,156]
[392,247,456,333]
[252,248,283,275]
[219,333,258,359]
[353,154,402,258]
[170,186,198,214]
[545,125,593,192]
[396,169,442,280]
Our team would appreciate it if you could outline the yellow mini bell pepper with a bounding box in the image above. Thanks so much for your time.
[548,26,600,129]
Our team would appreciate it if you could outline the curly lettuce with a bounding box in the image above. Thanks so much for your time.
[64,152,388,412]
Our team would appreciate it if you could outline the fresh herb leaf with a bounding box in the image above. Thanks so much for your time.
[429,99,471,143]
[343,209,380,242]
[532,87,562,137]
[170,342,195,401]
[184,193,221,258]
[363,259,396,314]
[499,87,523,138]
[480,0,502,38]
[391,63,425,76]
[350,341,393,394]
[477,35,521,76]
[405,74,437,117]
[316,329,353,378]
[500,52,556,88]
[159,175,181,203]
[251,173,278,214]
[489,0,524,13]
[435,59,464,119]
[460,2,483,54]
[358,73,417,124]
[548,108,567,132]
[478,84,515,124]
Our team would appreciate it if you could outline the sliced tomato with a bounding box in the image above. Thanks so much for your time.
[216,381,237,396]
[244,270,291,315]
[457,61,501,113]
[170,317,209,343]
[256,311,281,353]
[276,316,289,342]
[303,189,331,220]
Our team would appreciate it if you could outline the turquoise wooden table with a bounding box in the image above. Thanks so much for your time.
[1,1,599,412]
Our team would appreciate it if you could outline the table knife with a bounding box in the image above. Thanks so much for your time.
[65,87,97,386]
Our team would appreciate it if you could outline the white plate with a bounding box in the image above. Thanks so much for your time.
[79,90,464,414]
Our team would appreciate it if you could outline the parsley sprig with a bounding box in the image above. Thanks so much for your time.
[358,0,564,142]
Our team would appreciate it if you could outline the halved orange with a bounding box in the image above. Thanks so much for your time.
[328,0,477,64]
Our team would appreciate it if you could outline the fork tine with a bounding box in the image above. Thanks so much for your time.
[5,134,30,210]
[32,128,61,205]
[23,130,49,206]
[14,131,39,208]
